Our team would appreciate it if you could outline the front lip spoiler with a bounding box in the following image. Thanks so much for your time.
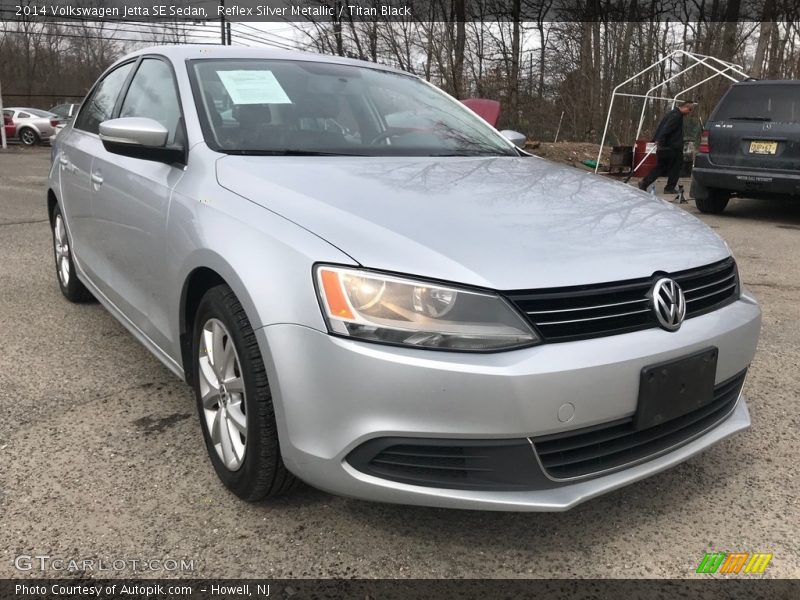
[338,397,750,511]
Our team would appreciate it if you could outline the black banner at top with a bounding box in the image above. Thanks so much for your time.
[1,0,797,23]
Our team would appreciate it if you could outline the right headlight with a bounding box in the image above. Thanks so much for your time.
[314,265,540,352]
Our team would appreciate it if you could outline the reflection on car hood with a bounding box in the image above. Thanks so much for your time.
[216,155,730,289]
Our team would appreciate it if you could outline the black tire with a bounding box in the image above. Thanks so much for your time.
[51,203,94,302]
[695,189,730,214]
[192,284,297,501]
[19,127,39,146]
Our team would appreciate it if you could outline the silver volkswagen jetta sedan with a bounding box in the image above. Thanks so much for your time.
[48,46,761,511]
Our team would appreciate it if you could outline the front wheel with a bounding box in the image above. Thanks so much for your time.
[192,285,297,501]
[695,189,730,214]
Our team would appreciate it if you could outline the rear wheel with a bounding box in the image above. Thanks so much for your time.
[19,127,38,146]
[51,204,94,302]
[192,285,297,501]
[695,189,730,214]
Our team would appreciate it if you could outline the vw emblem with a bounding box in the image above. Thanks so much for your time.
[651,277,686,331]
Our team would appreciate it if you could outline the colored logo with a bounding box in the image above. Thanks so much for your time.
[696,552,773,574]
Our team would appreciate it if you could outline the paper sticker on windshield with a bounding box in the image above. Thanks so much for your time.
[217,70,292,105]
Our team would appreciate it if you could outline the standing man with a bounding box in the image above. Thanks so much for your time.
[639,100,695,193]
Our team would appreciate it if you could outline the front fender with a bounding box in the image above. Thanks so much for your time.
[166,165,356,368]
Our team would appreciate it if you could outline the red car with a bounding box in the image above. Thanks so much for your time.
[2,111,15,140]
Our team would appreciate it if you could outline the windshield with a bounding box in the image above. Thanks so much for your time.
[714,84,800,123]
[189,59,516,157]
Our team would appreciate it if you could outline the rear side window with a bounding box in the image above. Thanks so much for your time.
[75,62,135,134]
[118,58,182,145]
[713,84,800,123]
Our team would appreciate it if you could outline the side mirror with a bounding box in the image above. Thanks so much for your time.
[99,117,185,164]
[500,129,526,148]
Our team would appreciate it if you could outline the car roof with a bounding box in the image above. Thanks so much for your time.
[111,44,410,77]
[732,79,800,86]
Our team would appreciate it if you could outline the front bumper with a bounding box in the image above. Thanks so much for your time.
[256,293,761,511]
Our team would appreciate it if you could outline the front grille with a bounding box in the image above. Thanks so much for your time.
[505,258,739,343]
[346,438,545,491]
[532,369,747,480]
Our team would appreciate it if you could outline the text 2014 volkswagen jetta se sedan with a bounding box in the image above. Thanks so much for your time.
[48,46,761,511]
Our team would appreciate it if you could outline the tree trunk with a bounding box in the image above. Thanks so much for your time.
[752,13,775,78]
[537,20,546,99]
[719,0,742,61]
[453,0,466,98]
[333,0,344,56]
[591,14,602,137]
[767,22,786,77]
[579,21,593,140]
[508,0,521,127]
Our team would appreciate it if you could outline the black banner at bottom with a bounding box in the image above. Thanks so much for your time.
[3,579,800,600]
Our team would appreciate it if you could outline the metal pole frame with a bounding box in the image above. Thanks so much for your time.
[634,53,745,141]
[634,55,710,142]
[594,50,749,174]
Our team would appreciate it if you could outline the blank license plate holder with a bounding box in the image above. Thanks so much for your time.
[634,348,718,430]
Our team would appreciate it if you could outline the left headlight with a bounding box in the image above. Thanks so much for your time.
[314,265,540,352]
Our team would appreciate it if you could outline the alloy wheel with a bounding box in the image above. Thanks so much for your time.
[198,318,247,471]
[53,214,70,287]
[20,129,36,145]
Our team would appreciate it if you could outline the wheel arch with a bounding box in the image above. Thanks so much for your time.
[178,257,262,386]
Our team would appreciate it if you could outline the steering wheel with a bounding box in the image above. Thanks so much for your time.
[367,127,407,145]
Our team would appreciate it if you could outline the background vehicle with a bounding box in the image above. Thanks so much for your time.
[4,107,60,145]
[691,80,800,214]
[48,46,760,511]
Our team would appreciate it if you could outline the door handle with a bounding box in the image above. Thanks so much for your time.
[90,172,103,186]
[59,156,68,166]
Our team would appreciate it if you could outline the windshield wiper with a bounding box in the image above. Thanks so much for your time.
[729,116,772,122]
[228,149,367,156]
[427,151,514,157]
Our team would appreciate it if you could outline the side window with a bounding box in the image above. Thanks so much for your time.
[19,112,30,119]
[75,62,135,134]
[119,59,182,145]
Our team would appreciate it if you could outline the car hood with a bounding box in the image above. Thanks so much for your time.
[216,155,730,289]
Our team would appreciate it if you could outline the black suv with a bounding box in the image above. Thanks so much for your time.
[691,80,800,214]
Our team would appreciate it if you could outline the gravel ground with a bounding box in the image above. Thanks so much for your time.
[0,147,797,579]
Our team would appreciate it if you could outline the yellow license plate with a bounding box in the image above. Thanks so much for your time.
[749,141,778,154]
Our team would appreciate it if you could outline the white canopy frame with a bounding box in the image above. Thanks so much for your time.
[594,50,749,174]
